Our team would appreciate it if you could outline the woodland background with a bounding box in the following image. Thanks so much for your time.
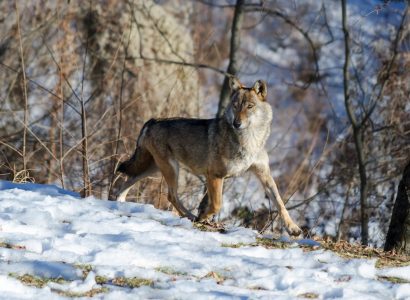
[0,0,409,247]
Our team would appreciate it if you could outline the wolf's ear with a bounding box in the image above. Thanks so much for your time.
[229,77,243,91]
[253,80,267,100]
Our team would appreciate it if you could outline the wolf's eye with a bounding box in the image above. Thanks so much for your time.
[247,104,254,109]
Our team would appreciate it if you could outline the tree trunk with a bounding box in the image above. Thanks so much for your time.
[80,100,92,197]
[216,0,245,117]
[341,0,369,245]
[354,126,369,245]
[384,161,410,254]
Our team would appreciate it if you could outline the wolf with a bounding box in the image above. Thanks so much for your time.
[116,78,301,236]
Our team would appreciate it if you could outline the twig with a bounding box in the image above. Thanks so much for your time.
[15,1,29,171]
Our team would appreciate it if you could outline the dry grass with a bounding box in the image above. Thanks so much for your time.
[318,239,410,268]
[221,236,410,269]
[221,237,292,249]
[203,271,226,284]
[377,276,410,284]
[111,277,153,288]
[155,266,188,276]
[12,169,34,183]
[221,242,249,248]
[10,272,109,297]
[94,275,153,288]
[74,263,93,278]
[9,270,152,296]
[56,287,109,298]
[297,292,319,299]
[0,241,26,250]
[9,273,67,288]
[193,221,227,233]
[254,237,293,249]
[75,264,153,288]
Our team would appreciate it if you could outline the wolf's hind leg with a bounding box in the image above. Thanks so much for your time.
[155,157,196,221]
[116,147,158,202]
[117,163,158,202]
[117,176,139,202]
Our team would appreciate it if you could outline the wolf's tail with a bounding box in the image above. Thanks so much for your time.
[117,119,156,176]
[116,156,134,175]
[116,146,154,177]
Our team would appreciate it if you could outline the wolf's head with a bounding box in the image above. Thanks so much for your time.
[225,78,271,130]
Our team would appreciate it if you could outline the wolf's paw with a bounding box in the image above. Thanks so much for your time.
[185,212,197,222]
[193,219,226,233]
[286,223,302,237]
[195,211,212,223]
[117,195,126,202]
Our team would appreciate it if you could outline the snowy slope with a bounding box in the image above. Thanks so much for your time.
[0,181,409,299]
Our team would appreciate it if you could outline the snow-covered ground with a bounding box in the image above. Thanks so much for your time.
[0,181,409,299]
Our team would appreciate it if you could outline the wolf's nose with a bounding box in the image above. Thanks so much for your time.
[233,120,242,129]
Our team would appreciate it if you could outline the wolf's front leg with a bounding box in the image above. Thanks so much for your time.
[250,153,302,237]
[196,177,224,222]
[263,175,302,236]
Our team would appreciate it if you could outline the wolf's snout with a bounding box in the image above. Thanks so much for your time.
[233,119,242,129]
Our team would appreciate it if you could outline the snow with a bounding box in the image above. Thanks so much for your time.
[0,181,409,299]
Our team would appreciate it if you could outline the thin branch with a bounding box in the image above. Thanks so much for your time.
[41,37,83,114]
[197,0,263,9]
[15,1,29,171]
[129,55,229,76]
[245,6,321,87]
[0,139,22,157]
[0,62,80,114]
[15,118,58,161]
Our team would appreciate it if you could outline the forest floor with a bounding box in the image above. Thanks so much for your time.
[0,181,409,299]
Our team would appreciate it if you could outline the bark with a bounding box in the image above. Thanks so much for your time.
[217,0,245,117]
[384,161,410,254]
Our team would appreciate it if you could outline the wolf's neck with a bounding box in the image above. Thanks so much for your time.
[222,118,270,152]
[238,122,269,150]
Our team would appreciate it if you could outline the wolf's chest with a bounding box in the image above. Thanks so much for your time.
[220,149,256,177]
[209,125,268,178]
